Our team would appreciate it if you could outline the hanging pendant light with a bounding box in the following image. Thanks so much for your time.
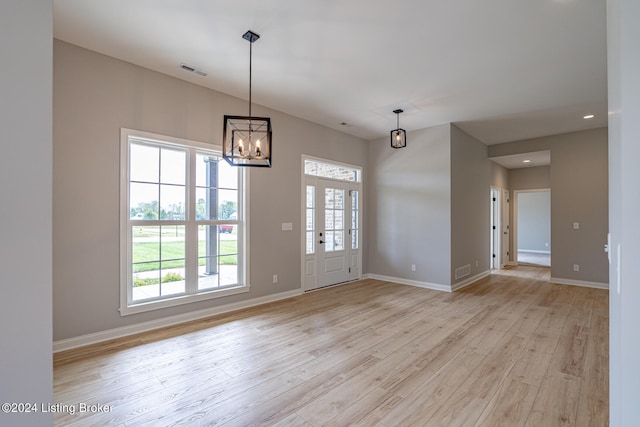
[390,109,407,149]
[223,30,272,167]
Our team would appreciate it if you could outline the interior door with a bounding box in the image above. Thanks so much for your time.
[490,188,500,270]
[317,181,351,287]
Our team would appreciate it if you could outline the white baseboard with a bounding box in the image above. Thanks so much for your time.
[365,273,451,292]
[550,277,609,290]
[518,249,551,254]
[451,270,491,291]
[53,289,303,353]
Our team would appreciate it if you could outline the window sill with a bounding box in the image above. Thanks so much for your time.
[119,284,250,316]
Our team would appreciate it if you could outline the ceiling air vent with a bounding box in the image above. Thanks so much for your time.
[179,63,207,77]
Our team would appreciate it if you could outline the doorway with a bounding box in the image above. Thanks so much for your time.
[302,157,362,291]
[514,189,551,267]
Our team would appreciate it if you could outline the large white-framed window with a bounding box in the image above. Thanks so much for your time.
[120,128,248,315]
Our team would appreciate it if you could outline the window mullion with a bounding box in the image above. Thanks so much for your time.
[185,148,198,294]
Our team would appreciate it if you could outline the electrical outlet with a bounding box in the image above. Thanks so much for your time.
[573,264,580,272]
[411,264,416,272]
[272,274,278,283]
[475,260,479,267]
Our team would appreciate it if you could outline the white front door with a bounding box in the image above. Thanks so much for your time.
[304,177,361,291]
[317,181,350,287]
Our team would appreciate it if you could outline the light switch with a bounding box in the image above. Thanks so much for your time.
[281,222,293,231]
[573,222,580,230]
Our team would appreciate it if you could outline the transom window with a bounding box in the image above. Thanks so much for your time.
[304,159,361,182]
[120,129,247,315]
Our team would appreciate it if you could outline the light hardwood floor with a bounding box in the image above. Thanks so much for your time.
[53,266,608,426]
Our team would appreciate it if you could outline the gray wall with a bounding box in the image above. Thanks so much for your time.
[367,124,451,286]
[488,128,608,284]
[517,191,551,252]
[608,0,640,423]
[53,41,369,340]
[490,161,509,189]
[509,166,550,190]
[0,1,53,425]
[450,125,491,283]
[367,124,490,287]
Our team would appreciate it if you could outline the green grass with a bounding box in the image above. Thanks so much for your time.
[133,271,186,287]
[133,240,238,273]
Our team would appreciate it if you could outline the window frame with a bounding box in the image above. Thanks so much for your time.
[119,128,250,316]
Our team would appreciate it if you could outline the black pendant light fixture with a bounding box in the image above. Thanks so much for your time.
[223,30,272,167]
[390,109,407,149]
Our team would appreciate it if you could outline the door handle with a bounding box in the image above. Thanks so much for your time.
[319,240,325,244]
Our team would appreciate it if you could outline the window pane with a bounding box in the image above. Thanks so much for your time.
[306,209,314,231]
[198,258,218,290]
[195,187,213,220]
[198,225,217,258]
[325,231,334,252]
[218,189,238,220]
[196,154,215,187]
[335,210,344,230]
[325,189,334,209]
[306,185,315,208]
[306,231,314,254]
[197,154,238,190]
[219,255,238,287]
[160,264,185,296]
[160,185,185,220]
[334,190,344,209]
[335,232,344,251]
[132,226,159,263]
[160,148,186,185]
[352,229,358,250]
[132,265,160,301]
[304,159,360,182]
[197,225,237,289]
[130,143,159,183]
[325,210,334,230]
[219,227,237,257]
[130,182,159,219]
[218,159,238,190]
[161,225,185,261]
[194,188,237,220]
[306,185,315,255]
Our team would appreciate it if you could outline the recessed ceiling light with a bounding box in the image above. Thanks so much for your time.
[583,114,595,119]
[523,160,531,163]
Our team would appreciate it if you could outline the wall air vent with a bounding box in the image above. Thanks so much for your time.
[455,264,471,280]
[179,63,208,77]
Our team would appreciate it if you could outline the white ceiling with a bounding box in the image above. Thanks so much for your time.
[53,0,608,145]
